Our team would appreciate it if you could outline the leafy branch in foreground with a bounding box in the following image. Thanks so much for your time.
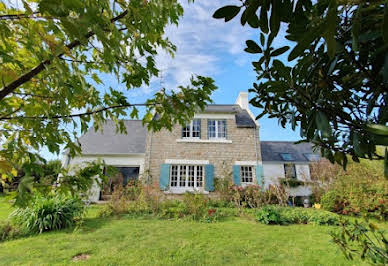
[213,0,388,176]
[331,219,388,264]
[0,1,217,181]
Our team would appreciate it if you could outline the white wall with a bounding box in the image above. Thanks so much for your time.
[262,162,312,196]
[66,154,146,202]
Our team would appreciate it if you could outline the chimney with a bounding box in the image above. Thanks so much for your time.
[235,92,249,111]
[235,91,258,125]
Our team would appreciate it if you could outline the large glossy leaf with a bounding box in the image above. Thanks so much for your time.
[366,124,388,136]
[316,111,331,138]
[383,3,388,43]
[271,46,290,57]
[213,5,241,22]
[245,40,263,53]
[259,7,269,33]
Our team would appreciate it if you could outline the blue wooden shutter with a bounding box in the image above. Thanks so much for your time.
[233,165,241,186]
[160,164,170,190]
[256,164,263,187]
[205,164,214,191]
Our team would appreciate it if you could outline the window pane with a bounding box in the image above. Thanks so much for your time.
[179,165,187,186]
[182,124,190,138]
[208,120,216,138]
[280,153,294,161]
[217,120,226,138]
[196,166,203,187]
[284,164,296,178]
[188,166,195,187]
[192,119,201,138]
[241,166,253,183]
[171,165,178,187]
[304,153,320,161]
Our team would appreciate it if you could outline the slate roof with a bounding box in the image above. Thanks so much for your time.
[78,120,147,154]
[260,141,319,162]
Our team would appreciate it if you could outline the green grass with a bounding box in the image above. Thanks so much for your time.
[0,194,14,221]
[0,197,385,265]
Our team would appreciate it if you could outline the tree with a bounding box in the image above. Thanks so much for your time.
[0,1,216,181]
[213,0,388,176]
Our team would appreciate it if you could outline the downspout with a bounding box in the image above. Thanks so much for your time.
[147,130,153,184]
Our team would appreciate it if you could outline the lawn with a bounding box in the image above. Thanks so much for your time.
[0,197,383,265]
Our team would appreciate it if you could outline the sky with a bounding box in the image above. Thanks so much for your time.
[44,0,301,160]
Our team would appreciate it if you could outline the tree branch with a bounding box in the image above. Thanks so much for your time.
[0,10,129,102]
[0,102,153,121]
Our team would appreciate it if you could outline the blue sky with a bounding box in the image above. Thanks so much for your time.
[45,0,300,160]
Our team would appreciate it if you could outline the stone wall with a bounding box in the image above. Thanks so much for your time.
[144,117,261,187]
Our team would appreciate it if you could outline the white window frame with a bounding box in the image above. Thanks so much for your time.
[182,119,201,139]
[169,164,205,193]
[240,165,254,184]
[208,119,227,139]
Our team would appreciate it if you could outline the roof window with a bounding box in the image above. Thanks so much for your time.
[280,153,294,161]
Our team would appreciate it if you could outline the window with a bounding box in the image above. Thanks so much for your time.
[208,120,227,139]
[284,163,296,179]
[182,119,201,138]
[170,165,204,189]
[280,153,294,161]
[241,166,253,183]
[304,153,320,161]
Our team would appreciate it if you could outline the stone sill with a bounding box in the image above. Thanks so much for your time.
[176,138,232,144]
[164,188,209,194]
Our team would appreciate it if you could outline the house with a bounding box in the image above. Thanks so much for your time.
[63,92,319,202]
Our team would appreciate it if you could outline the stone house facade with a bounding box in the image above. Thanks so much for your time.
[63,92,318,201]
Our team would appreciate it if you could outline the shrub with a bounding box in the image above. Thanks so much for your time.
[312,156,388,219]
[182,193,208,220]
[256,206,284,225]
[231,185,264,208]
[279,178,305,188]
[11,195,85,234]
[0,221,22,241]
[256,206,341,226]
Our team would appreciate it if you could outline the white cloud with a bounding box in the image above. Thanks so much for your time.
[133,0,256,95]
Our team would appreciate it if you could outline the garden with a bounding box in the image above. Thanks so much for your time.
[0,158,387,265]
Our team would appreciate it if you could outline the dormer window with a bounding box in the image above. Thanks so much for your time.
[208,120,227,139]
[182,119,201,138]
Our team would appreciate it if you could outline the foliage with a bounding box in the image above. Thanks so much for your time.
[11,194,85,234]
[256,206,341,226]
[318,158,388,220]
[213,0,388,175]
[279,178,305,188]
[256,205,284,225]
[0,0,216,187]
[331,219,388,264]
[0,221,22,242]
[12,160,115,207]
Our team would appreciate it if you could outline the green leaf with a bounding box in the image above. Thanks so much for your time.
[259,7,269,34]
[270,0,280,35]
[260,33,265,46]
[352,6,361,51]
[316,111,331,138]
[213,5,241,22]
[383,3,388,43]
[366,124,388,136]
[130,107,139,119]
[245,40,263,54]
[324,5,338,58]
[248,14,260,28]
[270,46,289,57]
